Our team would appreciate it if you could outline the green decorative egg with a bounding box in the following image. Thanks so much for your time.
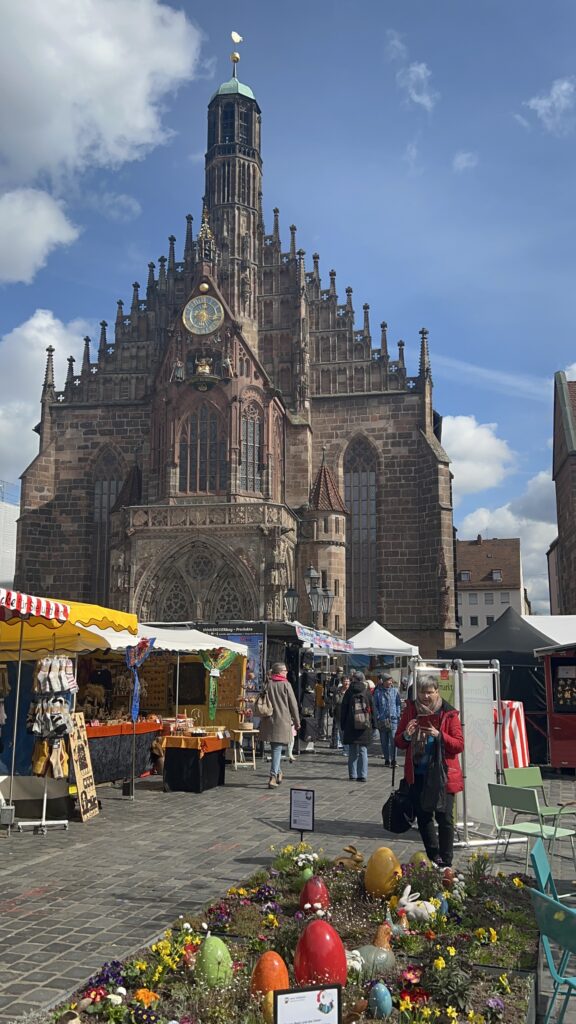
[299,866,314,883]
[195,935,233,987]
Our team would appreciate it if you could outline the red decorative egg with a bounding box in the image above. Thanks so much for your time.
[294,919,348,986]
[299,876,330,912]
[250,951,290,996]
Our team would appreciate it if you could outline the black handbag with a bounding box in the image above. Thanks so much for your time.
[419,737,448,813]
[382,778,415,834]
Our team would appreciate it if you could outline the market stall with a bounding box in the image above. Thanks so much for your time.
[533,640,576,768]
[0,590,137,828]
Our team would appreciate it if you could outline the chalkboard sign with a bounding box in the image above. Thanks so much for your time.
[173,662,206,705]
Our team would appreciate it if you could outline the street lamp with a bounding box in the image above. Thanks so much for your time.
[304,565,323,628]
[283,586,299,621]
[321,588,334,618]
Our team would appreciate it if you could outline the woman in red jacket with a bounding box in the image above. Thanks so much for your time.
[395,675,464,867]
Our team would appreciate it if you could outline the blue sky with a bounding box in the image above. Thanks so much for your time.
[1,0,575,610]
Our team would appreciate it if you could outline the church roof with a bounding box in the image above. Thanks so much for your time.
[210,77,256,102]
[309,457,348,514]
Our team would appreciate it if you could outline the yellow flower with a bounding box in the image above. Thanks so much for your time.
[512,876,524,888]
[430,897,441,909]
[433,956,446,970]
[399,996,413,1012]
[474,927,486,941]
[489,927,498,943]
[422,1010,432,1020]
[434,1011,441,1019]
[133,961,147,972]
[447,946,457,957]
[447,1008,458,1021]
[498,973,511,994]
[237,887,248,897]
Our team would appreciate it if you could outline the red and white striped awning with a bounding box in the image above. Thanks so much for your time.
[0,588,70,623]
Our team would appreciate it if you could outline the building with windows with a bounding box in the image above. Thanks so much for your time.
[0,481,19,588]
[14,57,456,656]
[548,371,576,614]
[456,535,530,641]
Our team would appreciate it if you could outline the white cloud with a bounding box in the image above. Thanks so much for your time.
[442,415,516,503]
[0,1,203,281]
[513,112,531,131]
[0,190,79,284]
[403,140,423,176]
[524,77,576,136]
[396,62,439,113]
[86,191,142,223]
[386,29,408,63]
[386,28,439,112]
[452,151,478,173]
[565,361,576,380]
[0,0,202,188]
[0,310,91,481]
[509,470,556,524]
[457,483,557,613]
[435,353,552,403]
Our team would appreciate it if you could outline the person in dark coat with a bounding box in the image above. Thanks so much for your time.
[395,674,464,866]
[340,671,375,782]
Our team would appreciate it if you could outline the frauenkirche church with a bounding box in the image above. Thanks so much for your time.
[15,51,457,657]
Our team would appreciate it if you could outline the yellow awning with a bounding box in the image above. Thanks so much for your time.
[0,600,138,660]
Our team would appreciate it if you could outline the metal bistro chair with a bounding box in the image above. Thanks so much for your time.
[488,783,576,873]
[531,838,576,905]
[529,887,576,1024]
[504,766,576,826]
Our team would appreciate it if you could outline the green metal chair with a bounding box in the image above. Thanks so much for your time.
[529,887,576,1024]
[488,783,576,872]
[531,837,576,904]
[504,766,576,824]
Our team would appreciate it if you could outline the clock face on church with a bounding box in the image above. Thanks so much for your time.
[182,295,224,336]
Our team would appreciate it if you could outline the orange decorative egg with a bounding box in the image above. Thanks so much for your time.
[250,951,290,997]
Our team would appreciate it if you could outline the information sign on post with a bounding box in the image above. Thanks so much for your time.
[69,712,99,821]
[274,985,341,1024]
[290,787,315,842]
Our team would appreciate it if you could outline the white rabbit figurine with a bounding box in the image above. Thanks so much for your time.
[397,884,436,923]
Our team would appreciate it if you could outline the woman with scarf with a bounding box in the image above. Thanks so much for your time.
[258,662,300,789]
[394,675,464,866]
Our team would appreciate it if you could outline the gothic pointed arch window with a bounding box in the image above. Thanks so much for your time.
[92,449,124,603]
[344,437,378,622]
[240,401,263,492]
[178,404,228,494]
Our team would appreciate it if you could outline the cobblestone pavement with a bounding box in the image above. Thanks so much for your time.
[0,744,574,1023]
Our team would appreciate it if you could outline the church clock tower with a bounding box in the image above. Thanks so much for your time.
[205,50,262,351]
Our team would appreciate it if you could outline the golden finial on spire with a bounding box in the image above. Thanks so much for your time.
[230,31,243,78]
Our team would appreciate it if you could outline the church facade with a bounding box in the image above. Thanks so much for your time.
[15,62,457,656]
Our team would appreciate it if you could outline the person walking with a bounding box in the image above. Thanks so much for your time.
[373,673,401,766]
[258,662,300,789]
[331,675,350,752]
[394,674,464,866]
[340,671,375,782]
[315,673,329,741]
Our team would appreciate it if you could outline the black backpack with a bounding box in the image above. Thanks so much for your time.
[353,693,370,729]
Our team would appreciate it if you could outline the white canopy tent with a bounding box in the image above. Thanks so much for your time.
[88,624,247,656]
[348,620,419,657]
[523,615,576,648]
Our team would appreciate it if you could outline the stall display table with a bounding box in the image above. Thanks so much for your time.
[162,735,229,793]
[85,722,161,785]
[230,729,259,770]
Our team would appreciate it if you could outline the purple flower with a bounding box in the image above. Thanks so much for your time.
[294,910,304,921]
[486,997,505,1012]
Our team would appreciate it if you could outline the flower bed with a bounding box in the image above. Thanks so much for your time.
[54,847,538,1024]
